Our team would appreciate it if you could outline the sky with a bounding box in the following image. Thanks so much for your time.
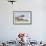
[14,11,32,19]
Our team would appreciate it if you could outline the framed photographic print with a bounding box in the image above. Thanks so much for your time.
[13,11,32,25]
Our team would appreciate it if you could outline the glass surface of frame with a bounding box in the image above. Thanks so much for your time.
[13,11,32,25]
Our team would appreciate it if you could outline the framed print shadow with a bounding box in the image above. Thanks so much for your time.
[13,11,32,25]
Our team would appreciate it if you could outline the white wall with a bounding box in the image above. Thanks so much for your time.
[0,0,46,41]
